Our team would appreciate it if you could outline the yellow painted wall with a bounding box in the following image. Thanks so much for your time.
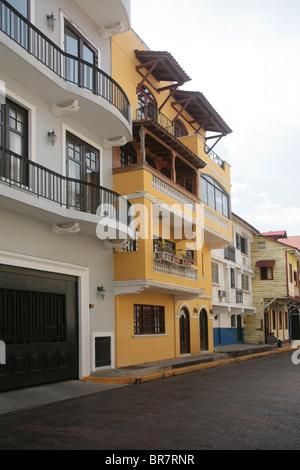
[111,29,230,365]
[115,292,214,367]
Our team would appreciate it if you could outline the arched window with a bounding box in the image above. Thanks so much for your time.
[200,174,230,218]
[174,118,188,138]
[137,85,157,120]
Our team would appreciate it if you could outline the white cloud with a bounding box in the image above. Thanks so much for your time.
[231,181,300,235]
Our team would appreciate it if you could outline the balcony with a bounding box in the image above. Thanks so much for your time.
[0,0,131,141]
[137,107,225,170]
[0,146,132,239]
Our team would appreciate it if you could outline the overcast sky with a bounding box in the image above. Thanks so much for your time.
[131,0,300,236]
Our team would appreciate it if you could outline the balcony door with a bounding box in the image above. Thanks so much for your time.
[0,99,28,185]
[137,85,157,120]
[66,132,100,213]
[64,21,98,92]
[6,0,30,18]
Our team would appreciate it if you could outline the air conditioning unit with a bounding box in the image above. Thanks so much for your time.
[218,290,226,298]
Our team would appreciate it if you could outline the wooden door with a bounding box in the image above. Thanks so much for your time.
[200,309,208,351]
[179,308,190,354]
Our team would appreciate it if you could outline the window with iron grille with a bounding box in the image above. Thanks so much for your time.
[134,304,165,335]
[212,262,219,284]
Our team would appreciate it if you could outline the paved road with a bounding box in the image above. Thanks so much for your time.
[0,351,299,451]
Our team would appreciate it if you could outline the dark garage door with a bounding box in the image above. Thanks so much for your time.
[0,265,78,392]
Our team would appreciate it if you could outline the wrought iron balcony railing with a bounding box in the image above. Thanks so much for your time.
[0,146,131,226]
[204,144,225,169]
[0,0,130,121]
[136,106,225,169]
[136,106,187,139]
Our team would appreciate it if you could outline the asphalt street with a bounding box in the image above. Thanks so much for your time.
[0,351,299,451]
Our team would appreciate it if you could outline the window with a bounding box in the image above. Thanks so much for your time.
[64,21,98,92]
[203,176,227,216]
[224,245,236,262]
[66,132,100,212]
[0,98,28,184]
[240,236,248,255]
[137,86,157,120]
[174,119,188,138]
[260,266,273,280]
[230,268,235,288]
[258,241,266,250]
[289,264,293,283]
[212,263,219,284]
[6,0,29,18]
[201,174,230,218]
[242,274,249,291]
[120,143,137,167]
[134,304,165,335]
[294,271,298,286]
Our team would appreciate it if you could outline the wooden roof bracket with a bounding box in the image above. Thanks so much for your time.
[136,60,160,93]
[158,84,180,112]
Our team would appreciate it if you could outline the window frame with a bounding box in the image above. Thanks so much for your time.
[200,174,230,219]
[260,266,273,280]
[6,0,30,19]
[64,19,99,92]
[134,304,165,335]
[212,262,219,284]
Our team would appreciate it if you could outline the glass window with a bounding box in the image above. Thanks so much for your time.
[64,21,98,92]
[7,0,29,18]
[200,174,230,219]
[66,132,100,213]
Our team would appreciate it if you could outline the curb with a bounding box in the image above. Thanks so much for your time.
[83,346,293,385]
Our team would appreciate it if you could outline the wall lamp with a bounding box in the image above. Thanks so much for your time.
[48,130,57,146]
[47,12,56,31]
[97,285,106,300]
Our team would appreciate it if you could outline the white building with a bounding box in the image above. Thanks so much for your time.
[0,0,133,391]
[211,213,257,346]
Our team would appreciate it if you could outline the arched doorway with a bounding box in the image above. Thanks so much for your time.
[179,307,190,354]
[200,309,208,351]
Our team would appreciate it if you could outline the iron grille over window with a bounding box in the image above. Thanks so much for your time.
[134,304,165,335]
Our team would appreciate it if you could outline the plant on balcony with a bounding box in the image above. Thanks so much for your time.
[176,249,192,267]
[155,241,174,262]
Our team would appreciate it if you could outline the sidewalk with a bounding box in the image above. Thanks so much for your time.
[83,342,292,385]
[0,343,292,415]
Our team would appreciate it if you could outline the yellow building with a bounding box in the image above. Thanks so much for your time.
[111,30,233,367]
[244,231,300,344]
